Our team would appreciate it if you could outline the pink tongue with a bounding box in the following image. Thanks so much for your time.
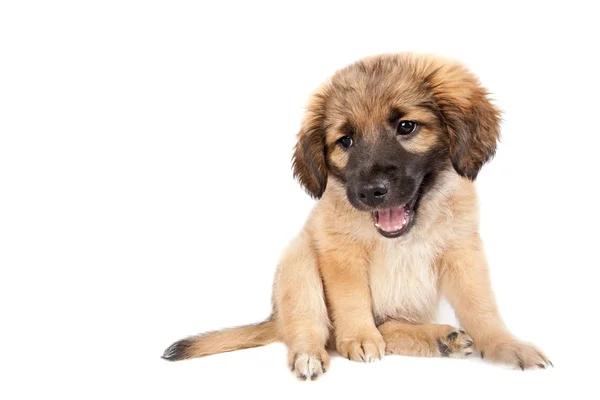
[377,206,407,232]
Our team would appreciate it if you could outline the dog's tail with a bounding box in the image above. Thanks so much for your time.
[161,318,279,361]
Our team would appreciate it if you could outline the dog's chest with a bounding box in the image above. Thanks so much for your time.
[369,239,441,324]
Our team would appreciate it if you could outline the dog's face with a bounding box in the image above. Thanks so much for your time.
[293,54,501,238]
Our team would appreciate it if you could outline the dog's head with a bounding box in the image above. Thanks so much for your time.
[292,54,501,238]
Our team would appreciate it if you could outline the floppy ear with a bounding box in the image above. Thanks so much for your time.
[292,93,328,198]
[431,64,501,180]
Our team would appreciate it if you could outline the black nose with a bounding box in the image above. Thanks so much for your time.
[358,181,388,207]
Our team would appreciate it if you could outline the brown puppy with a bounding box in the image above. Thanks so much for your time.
[162,53,550,379]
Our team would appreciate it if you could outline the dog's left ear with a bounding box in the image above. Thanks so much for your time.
[431,64,501,180]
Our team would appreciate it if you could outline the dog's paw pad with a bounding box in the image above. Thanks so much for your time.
[437,328,474,358]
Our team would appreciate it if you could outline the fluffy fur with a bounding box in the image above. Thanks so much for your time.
[163,53,550,380]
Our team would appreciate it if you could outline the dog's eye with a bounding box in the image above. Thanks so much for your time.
[338,136,353,148]
[397,121,418,135]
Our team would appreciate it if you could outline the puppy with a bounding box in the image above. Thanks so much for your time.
[162,53,550,379]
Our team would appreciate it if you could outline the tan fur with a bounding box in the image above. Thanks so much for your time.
[379,320,473,357]
[161,320,278,360]
[163,53,549,379]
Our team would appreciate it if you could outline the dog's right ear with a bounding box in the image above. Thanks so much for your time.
[292,93,328,199]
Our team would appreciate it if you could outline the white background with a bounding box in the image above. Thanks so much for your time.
[1,1,599,399]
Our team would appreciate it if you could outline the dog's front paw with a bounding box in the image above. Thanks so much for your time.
[337,329,385,362]
[288,347,330,381]
[480,338,551,370]
[437,328,474,358]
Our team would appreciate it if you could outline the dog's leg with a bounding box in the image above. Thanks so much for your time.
[378,320,474,358]
[274,232,330,380]
[440,234,551,370]
[319,244,385,363]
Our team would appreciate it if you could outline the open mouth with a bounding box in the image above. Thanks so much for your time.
[372,204,414,238]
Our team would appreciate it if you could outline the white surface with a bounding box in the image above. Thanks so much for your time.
[1,1,598,399]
